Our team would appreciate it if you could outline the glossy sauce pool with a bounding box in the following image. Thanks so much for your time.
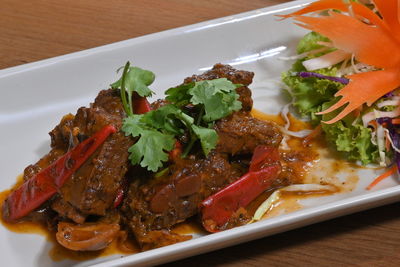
[0,109,362,261]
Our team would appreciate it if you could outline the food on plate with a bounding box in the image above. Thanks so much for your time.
[2,63,326,253]
[280,0,400,188]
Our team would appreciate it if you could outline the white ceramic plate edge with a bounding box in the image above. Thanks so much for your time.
[0,1,309,78]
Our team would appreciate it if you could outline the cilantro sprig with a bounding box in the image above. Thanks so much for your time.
[166,78,243,122]
[122,105,217,171]
[111,61,155,115]
[112,62,242,172]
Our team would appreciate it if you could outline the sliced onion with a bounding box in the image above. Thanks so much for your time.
[376,99,400,108]
[56,222,120,251]
[279,103,312,138]
[302,50,351,71]
[362,108,400,128]
[375,116,387,167]
[281,184,337,192]
[250,184,337,222]
[337,62,375,76]
[362,111,376,127]
[374,108,400,119]
[279,127,313,138]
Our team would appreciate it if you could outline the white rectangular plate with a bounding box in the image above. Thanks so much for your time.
[1,1,400,266]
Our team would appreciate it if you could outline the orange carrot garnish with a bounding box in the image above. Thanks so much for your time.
[281,0,400,124]
[366,165,398,190]
[373,0,400,37]
[277,0,348,19]
[317,68,400,124]
[392,118,400,124]
[294,12,400,68]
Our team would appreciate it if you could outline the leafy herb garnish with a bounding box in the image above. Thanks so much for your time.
[122,104,218,171]
[166,78,243,122]
[111,61,155,115]
[113,62,241,172]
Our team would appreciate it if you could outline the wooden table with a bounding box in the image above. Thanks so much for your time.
[1,0,399,266]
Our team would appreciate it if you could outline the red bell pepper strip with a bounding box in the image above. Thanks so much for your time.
[169,140,183,161]
[200,146,281,232]
[2,125,116,222]
[132,92,152,114]
[249,146,280,172]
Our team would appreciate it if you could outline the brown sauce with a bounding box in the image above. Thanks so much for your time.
[250,109,362,219]
[0,109,362,261]
[0,176,139,261]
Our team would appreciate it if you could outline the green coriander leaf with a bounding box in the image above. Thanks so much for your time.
[121,115,143,136]
[128,129,175,172]
[166,78,242,120]
[122,115,175,172]
[111,62,155,115]
[188,79,242,122]
[191,125,218,156]
[111,65,155,98]
[165,83,193,106]
[140,104,190,135]
[321,100,378,165]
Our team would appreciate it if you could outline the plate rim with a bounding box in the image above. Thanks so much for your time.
[0,0,311,78]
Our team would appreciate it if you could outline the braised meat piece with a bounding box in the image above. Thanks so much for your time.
[50,89,127,150]
[11,63,285,252]
[215,112,282,155]
[122,152,246,249]
[60,131,132,215]
[122,65,282,249]
[51,197,86,224]
[22,89,132,219]
[54,89,133,216]
[184,63,254,111]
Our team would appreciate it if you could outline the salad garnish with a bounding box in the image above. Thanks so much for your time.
[280,0,400,188]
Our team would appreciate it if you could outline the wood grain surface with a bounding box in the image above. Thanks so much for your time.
[1,0,399,266]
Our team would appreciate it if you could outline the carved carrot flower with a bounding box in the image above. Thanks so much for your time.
[281,0,400,124]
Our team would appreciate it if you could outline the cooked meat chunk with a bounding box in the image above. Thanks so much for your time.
[215,112,283,155]
[122,152,245,249]
[60,131,132,215]
[50,89,126,150]
[23,148,65,181]
[54,89,133,216]
[12,63,286,252]
[23,89,133,219]
[184,63,254,111]
[51,198,86,224]
[122,65,282,249]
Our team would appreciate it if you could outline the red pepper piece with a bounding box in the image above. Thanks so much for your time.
[169,140,183,161]
[2,125,116,222]
[133,92,152,114]
[249,146,280,172]
[200,146,281,232]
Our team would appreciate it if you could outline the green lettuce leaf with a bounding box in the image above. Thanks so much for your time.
[321,101,379,165]
[282,32,379,165]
